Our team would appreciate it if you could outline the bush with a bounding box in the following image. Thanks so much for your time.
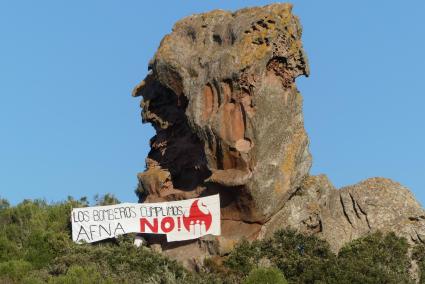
[225,230,413,284]
[94,194,120,206]
[48,265,109,284]
[0,260,33,282]
[412,244,425,284]
[334,232,412,284]
[0,196,194,284]
[0,197,9,210]
[0,196,417,284]
[225,230,336,283]
[244,267,287,284]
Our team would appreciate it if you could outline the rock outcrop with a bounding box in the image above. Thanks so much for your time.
[261,175,425,252]
[132,3,425,266]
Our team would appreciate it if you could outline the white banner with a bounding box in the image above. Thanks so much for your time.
[71,195,220,243]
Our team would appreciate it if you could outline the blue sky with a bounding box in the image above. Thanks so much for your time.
[1,1,424,205]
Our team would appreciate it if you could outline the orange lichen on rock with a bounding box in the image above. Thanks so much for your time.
[132,3,425,269]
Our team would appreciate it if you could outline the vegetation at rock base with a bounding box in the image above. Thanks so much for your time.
[243,267,287,284]
[412,245,425,284]
[221,229,415,284]
[0,195,193,283]
[1,195,424,283]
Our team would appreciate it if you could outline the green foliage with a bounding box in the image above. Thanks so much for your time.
[335,232,412,284]
[94,193,120,206]
[48,237,193,283]
[0,196,194,284]
[225,230,336,283]
[225,230,413,284]
[0,199,71,268]
[48,265,110,284]
[0,260,33,282]
[0,195,417,284]
[0,197,9,210]
[412,244,425,284]
[244,267,287,284]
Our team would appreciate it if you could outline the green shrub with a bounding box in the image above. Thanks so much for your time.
[412,244,425,284]
[225,230,336,283]
[244,267,287,284]
[225,230,413,284]
[94,194,120,206]
[0,197,9,211]
[224,239,262,275]
[0,234,20,262]
[0,196,417,284]
[22,277,46,284]
[48,238,194,283]
[48,265,109,284]
[334,232,412,284]
[0,260,33,282]
[0,196,194,284]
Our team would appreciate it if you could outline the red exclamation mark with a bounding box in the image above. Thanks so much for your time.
[177,217,181,231]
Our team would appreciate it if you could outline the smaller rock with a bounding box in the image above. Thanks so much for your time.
[261,175,425,252]
[234,139,253,153]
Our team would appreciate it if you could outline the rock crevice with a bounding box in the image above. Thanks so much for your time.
[132,3,425,266]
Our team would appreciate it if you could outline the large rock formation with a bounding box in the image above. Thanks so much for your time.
[261,175,425,252]
[132,3,425,266]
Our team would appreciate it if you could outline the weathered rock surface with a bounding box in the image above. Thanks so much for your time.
[261,175,425,252]
[132,3,425,266]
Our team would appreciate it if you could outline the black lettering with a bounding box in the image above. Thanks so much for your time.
[172,206,179,215]
[72,211,79,222]
[114,208,121,220]
[93,210,99,221]
[153,206,165,217]
[118,207,124,218]
[140,206,152,217]
[73,210,90,222]
[89,224,97,240]
[77,211,85,222]
[114,222,125,235]
[130,206,136,218]
[99,224,112,238]
[107,209,114,220]
[124,207,131,218]
[83,211,90,222]
[166,206,180,216]
[76,225,90,241]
